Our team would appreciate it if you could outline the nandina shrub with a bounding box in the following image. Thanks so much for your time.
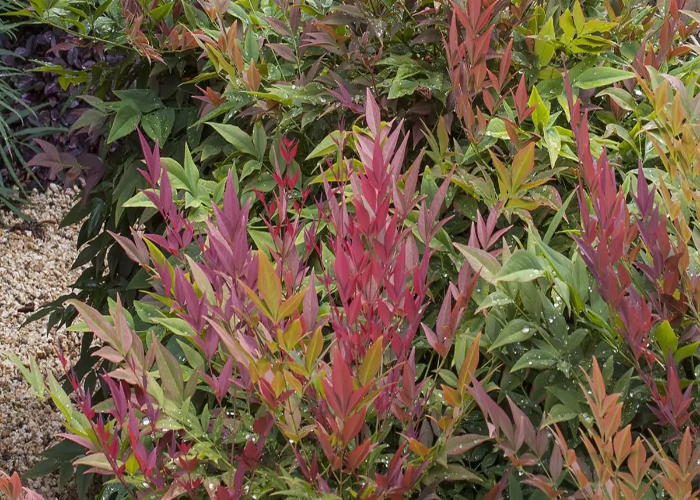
[468,357,700,498]
[26,91,491,498]
[10,0,700,495]
[0,472,43,500]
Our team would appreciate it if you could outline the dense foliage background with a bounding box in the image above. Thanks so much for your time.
[4,0,700,497]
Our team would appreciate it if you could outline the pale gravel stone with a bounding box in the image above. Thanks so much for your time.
[0,188,85,499]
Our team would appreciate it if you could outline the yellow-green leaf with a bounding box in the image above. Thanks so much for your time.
[655,320,678,355]
[573,0,585,33]
[305,327,323,373]
[574,67,636,90]
[458,332,481,390]
[124,453,140,475]
[74,453,120,473]
[257,251,282,320]
[454,244,501,284]
[528,87,550,133]
[409,438,430,458]
[511,142,535,192]
[278,288,307,319]
[358,338,383,385]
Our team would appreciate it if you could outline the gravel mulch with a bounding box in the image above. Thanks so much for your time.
[0,185,83,499]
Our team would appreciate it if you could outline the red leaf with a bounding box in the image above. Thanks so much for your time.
[268,43,296,62]
[365,88,381,136]
[347,439,371,471]
[331,347,354,419]
[342,406,367,443]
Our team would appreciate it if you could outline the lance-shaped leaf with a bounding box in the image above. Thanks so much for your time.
[208,123,257,156]
[511,142,535,193]
[454,243,501,284]
[5,353,45,401]
[153,333,184,404]
[458,331,481,391]
[574,67,636,90]
[358,338,383,385]
[495,250,544,282]
[67,300,122,353]
[305,327,323,374]
[257,251,282,320]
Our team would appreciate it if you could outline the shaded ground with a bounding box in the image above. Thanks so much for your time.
[0,186,82,499]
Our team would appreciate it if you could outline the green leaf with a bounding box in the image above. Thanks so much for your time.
[581,19,617,35]
[543,127,561,168]
[208,123,258,156]
[511,350,557,371]
[530,228,574,284]
[142,108,175,143]
[306,131,344,160]
[535,17,556,66]
[182,147,200,194]
[47,372,72,420]
[252,121,267,161]
[655,320,678,355]
[559,9,576,43]
[107,105,141,143]
[495,250,543,282]
[572,0,585,33]
[548,385,582,412]
[358,338,383,385]
[439,369,459,388]
[186,255,215,304]
[674,342,699,364]
[528,87,549,133]
[574,67,636,90]
[152,317,197,336]
[544,190,576,244]
[4,352,45,400]
[454,244,501,284]
[244,28,259,62]
[249,229,275,258]
[508,474,524,500]
[544,404,579,424]
[476,291,514,313]
[122,191,157,209]
[571,35,615,54]
[73,453,118,473]
[489,319,534,351]
[113,89,162,113]
[257,251,282,319]
[22,458,59,480]
[154,336,185,404]
[92,0,114,18]
[420,168,439,206]
[149,1,174,21]
[177,339,204,368]
[388,79,419,99]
